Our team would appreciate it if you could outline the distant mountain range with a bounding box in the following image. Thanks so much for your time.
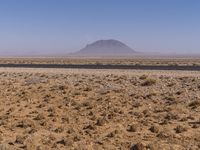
[72,39,136,56]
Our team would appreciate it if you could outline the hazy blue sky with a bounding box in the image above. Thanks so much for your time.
[0,0,200,55]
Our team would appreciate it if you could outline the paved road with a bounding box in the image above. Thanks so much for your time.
[0,64,200,71]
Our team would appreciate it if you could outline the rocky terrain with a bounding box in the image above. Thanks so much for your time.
[0,68,200,149]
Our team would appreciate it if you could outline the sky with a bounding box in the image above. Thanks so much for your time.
[0,0,200,55]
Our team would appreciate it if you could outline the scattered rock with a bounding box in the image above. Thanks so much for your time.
[56,139,66,146]
[15,135,27,144]
[130,142,146,150]
[127,124,138,132]
[96,118,106,126]
[149,125,160,133]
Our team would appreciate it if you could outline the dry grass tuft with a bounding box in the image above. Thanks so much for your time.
[141,78,156,86]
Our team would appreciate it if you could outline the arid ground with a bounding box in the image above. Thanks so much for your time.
[0,68,200,150]
[1,57,200,66]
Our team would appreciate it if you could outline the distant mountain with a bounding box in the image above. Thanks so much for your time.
[72,39,136,56]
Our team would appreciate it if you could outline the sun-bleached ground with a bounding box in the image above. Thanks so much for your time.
[1,57,200,66]
[0,68,200,150]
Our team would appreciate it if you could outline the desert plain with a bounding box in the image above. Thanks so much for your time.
[0,63,200,149]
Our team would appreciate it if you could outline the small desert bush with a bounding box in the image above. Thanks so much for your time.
[192,63,199,66]
[95,62,102,65]
[135,63,141,66]
[165,95,176,101]
[149,125,160,133]
[139,74,148,80]
[175,125,187,133]
[141,78,156,86]
[146,91,157,99]
[188,100,200,109]
[168,63,179,66]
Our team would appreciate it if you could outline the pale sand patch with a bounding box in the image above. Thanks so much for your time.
[0,67,200,77]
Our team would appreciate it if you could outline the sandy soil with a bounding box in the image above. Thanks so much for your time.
[1,57,200,66]
[0,68,200,150]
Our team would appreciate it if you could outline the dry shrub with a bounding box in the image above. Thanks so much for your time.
[130,142,146,150]
[188,100,200,109]
[15,135,27,144]
[141,78,156,86]
[175,125,187,133]
[165,96,176,101]
[139,74,148,80]
[149,125,160,133]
